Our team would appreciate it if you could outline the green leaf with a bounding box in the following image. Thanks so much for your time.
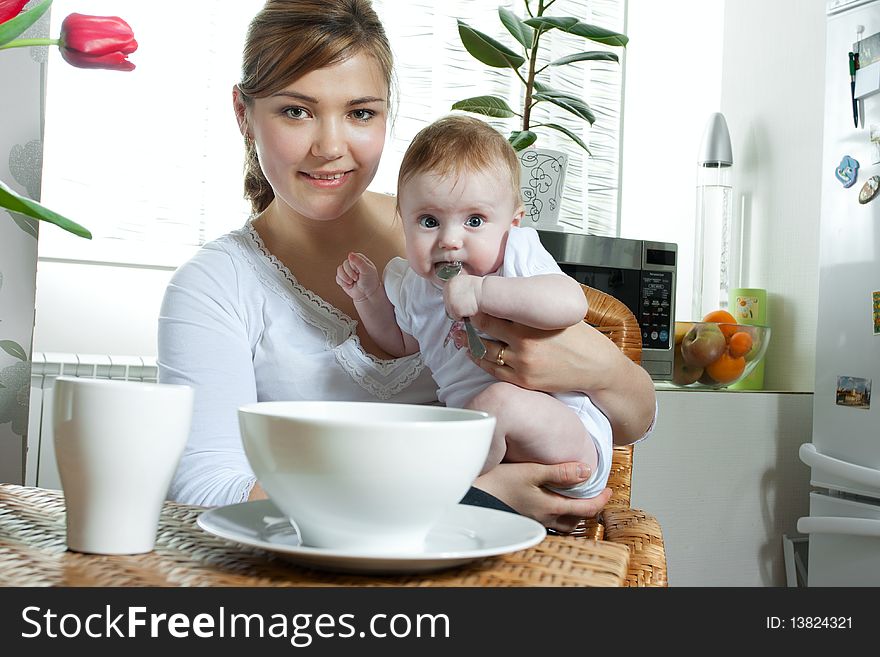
[452,95,517,118]
[540,123,592,155]
[563,22,629,47]
[0,0,53,48]
[499,7,533,50]
[508,130,537,151]
[532,81,589,105]
[550,51,619,67]
[11,213,38,238]
[533,94,595,124]
[0,340,28,362]
[0,180,91,239]
[523,16,579,31]
[532,80,559,93]
[457,20,525,70]
[524,17,628,47]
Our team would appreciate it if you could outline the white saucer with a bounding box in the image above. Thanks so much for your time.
[197,500,546,574]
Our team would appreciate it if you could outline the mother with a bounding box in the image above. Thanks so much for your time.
[157,0,656,532]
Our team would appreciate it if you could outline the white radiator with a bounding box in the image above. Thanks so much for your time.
[27,353,158,489]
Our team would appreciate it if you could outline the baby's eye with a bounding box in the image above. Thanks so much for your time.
[465,215,484,228]
[283,106,309,120]
[419,215,439,229]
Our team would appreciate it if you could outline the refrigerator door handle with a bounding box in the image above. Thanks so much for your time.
[797,516,880,538]
[799,443,880,490]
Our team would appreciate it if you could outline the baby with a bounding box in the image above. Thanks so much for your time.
[336,115,611,498]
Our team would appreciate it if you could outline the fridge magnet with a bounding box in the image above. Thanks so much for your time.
[873,290,880,335]
[871,124,880,165]
[858,175,880,204]
[836,376,872,409]
[835,155,859,187]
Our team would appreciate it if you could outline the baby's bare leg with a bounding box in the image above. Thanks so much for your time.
[465,382,597,475]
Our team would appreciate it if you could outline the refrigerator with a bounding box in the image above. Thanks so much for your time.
[796,0,880,586]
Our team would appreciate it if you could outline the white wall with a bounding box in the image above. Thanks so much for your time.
[718,0,825,392]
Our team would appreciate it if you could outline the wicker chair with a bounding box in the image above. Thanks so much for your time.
[568,284,668,587]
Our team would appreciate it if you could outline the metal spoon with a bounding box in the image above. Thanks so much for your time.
[436,262,487,359]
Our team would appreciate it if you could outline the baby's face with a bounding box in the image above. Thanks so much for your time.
[398,167,523,284]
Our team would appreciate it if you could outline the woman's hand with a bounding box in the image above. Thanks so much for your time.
[469,312,603,392]
[468,312,656,445]
[473,461,612,532]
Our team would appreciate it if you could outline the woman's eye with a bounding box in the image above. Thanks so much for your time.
[283,107,309,120]
[465,215,484,228]
[350,109,376,122]
[419,216,439,228]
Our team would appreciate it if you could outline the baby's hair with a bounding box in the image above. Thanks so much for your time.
[397,115,522,209]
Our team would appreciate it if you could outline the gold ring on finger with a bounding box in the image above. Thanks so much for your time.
[495,345,506,367]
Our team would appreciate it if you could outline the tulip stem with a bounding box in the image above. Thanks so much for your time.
[0,38,60,50]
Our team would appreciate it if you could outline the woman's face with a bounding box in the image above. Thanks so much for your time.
[237,53,388,222]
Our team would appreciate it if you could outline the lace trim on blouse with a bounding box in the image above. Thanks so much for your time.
[233,220,425,400]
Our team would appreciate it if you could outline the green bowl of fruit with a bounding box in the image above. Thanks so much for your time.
[672,311,771,389]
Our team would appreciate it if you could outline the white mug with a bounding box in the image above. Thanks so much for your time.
[53,377,194,554]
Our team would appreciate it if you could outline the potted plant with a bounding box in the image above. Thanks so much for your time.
[452,0,627,228]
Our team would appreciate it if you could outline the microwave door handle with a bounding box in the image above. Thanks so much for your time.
[797,516,880,538]
[799,443,880,490]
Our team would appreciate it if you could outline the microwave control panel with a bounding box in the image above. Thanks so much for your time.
[639,270,673,349]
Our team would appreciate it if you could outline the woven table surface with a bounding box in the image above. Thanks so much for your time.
[0,484,631,587]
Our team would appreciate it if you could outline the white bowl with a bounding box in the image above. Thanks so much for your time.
[238,401,495,553]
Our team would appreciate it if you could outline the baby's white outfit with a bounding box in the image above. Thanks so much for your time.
[383,226,612,498]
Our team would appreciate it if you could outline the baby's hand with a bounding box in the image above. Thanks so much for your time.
[443,274,482,319]
[336,252,380,302]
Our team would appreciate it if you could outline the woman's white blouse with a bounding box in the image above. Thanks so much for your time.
[158,222,438,507]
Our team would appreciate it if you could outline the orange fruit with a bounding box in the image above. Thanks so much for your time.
[702,309,738,339]
[705,351,746,383]
[702,309,736,324]
[728,331,753,358]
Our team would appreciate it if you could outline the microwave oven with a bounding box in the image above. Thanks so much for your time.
[537,231,677,380]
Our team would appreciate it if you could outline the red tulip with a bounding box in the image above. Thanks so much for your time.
[59,13,137,72]
[0,0,28,25]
